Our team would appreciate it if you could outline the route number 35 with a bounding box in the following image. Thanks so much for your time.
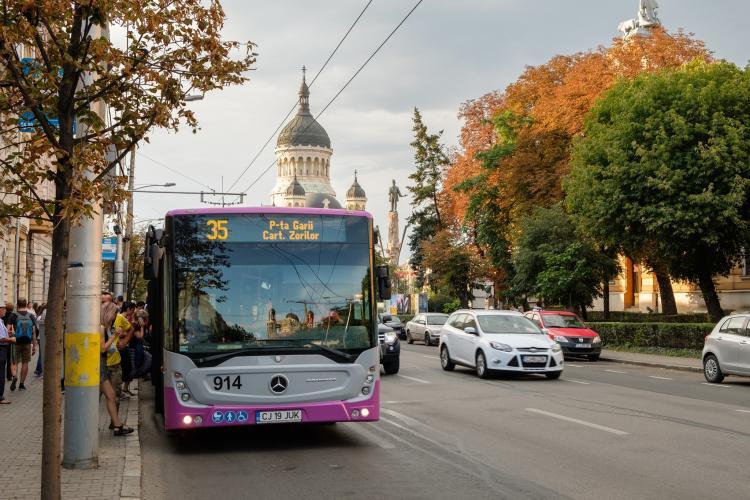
[213,375,242,391]
[206,219,229,240]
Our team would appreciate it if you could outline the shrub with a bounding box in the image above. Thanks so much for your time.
[586,322,714,350]
[586,311,710,323]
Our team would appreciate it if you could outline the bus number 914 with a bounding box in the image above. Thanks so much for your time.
[213,375,242,391]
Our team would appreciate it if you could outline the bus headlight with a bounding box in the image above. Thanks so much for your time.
[362,386,371,395]
[176,381,186,390]
[361,408,370,417]
[366,374,375,384]
[181,393,190,402]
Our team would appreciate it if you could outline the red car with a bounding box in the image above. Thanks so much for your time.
[524,310,602,361]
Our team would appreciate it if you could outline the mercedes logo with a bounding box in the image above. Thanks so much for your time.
[270,375,288,394]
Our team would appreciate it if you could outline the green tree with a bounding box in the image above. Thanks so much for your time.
[421,230,474,308]
[126,229,148,301]
[0,3,253,496]
[407,108,448,286]
[512,205,618,317]
[566,61,750,322]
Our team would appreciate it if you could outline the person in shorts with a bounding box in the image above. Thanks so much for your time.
[0,304,16,404]
[11,299,37,391]
[3,302,16,382]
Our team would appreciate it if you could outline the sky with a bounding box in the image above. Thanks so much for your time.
[132,0,750,261]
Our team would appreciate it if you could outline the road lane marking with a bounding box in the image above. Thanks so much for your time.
[648,376,673,380]
[381,408,423,427]
[737,409,750,414]
[702,383,732,388]
[566,364,585,368]
[564,379,590,385]
[345,423,395,449]
[422,355,440,360]
[396,374,431,384]
[605,369,627,374]
[525,408,630,436]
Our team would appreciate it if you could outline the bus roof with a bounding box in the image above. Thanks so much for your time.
[165,206,373,219]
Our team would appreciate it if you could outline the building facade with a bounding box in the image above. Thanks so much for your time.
[270,71,366,210]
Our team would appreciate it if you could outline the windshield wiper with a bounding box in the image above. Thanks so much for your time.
[196,347,267,365]
[301,342,355,362]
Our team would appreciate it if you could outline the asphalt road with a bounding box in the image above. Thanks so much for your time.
[140,344,750,500]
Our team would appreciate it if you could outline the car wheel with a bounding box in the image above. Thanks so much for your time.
[383,356,400,375]
[406,331,414,344]
[440,346,455,371]
[703,354,724,383]
[545,371,562,380]
[588,354,600,362]
[476,351,490,379]
[424,333,431,346]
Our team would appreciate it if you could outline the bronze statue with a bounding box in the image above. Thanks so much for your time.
[388,179,405,212]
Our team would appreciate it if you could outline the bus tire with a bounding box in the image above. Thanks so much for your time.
[383,356,400,375]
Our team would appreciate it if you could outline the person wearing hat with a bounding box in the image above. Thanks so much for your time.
[0,303,16,404]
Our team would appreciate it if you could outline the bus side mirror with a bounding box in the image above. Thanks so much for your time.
[377,265,392,300]
[143,225,164,281]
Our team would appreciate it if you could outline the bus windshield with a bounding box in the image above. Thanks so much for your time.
[172,214,374,356]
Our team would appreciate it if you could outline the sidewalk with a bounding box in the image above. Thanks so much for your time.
[0,353,142,500]
[600,349,703,373]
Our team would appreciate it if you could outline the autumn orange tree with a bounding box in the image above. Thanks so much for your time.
[443,28,709,307]
[0,2,253,498]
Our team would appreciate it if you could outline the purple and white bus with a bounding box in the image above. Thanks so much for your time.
[143,207,390,431]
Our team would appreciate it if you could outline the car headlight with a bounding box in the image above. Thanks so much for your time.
[551,343,562,353]
[553,335,568,343]
[489,341,513,352]
[592,335,601,344]
[384,332,397,345]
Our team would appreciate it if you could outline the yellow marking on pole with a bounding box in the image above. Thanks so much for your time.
[65,333,100,387]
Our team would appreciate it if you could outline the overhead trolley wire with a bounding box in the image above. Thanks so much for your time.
[238,0,424,197]
[226,0,375,193]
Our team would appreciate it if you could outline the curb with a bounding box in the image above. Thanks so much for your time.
[120,385,142,500]
[600,356,703,373]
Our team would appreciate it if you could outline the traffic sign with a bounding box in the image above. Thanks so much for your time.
[102,237,117,261]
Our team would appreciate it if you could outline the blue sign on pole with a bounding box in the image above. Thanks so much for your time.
[18,58,75,133]
[102,237,117,261]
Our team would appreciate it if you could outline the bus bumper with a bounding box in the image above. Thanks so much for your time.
[164,380,380,430]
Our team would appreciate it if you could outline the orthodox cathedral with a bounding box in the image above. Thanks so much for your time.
[270,70,367,211]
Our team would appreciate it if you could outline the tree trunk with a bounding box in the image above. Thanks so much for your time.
[579,304,588,321]
[41,216,70,500]
[654,271,678,315]
[603,280,610,320]
[697,269,724,323]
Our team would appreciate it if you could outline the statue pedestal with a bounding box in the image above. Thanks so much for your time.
[387,211,400,265]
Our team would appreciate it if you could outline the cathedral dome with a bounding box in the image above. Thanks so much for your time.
[277,73,331,149]
[346,172,366,199]
[285,175,306,196]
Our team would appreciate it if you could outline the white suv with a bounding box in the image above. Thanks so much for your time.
[439,309,564,379]
[702,313,750,383]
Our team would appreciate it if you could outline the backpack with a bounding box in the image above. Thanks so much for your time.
[15,312,35,344]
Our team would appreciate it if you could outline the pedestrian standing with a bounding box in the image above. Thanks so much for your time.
[115,295,124,312]
[114,302,135,399]
[34,304,46,377]
[0,304,16,405]
[11,298,37,391]
[100,320,133,436]
[3,302,16,382]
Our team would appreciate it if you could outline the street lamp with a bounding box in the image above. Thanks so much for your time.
[131,182,176,192]
[184,94,204,102]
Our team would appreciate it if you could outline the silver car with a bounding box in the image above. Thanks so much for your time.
[405,313,449,345]
[702,313,750,383]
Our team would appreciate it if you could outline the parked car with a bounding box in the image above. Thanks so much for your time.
[378,322,400,375]
[439,309,564,379]
[524,310,602,361]
[381,314,406,340]
[702,313,750,383]
[405,313,449,345]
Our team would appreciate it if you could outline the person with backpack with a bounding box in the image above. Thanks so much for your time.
[0,303,16,404]
[11,298,37,391]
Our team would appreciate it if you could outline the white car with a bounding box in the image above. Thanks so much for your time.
[702,313,750,383]
[405,313,449,345]
[439,309,564,379]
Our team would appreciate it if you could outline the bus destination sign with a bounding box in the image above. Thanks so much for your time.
[262,219,319,241]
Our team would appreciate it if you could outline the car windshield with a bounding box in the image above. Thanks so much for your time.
[426,315,449,325]
[478,315,543,334]
[389,317,402,325]
[543,314,584,328]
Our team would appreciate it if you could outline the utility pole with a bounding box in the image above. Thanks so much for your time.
[62,22,107,470]
[122,148,136,299]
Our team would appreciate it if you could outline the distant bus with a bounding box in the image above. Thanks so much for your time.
[143,207,390,431]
